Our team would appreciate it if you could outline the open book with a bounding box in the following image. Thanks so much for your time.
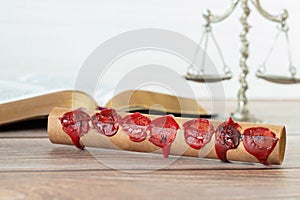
[0,75,207,125]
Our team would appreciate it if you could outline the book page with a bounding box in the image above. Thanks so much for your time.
[0,80,46,104]
[0,73,74,104]
[18,73,74,90]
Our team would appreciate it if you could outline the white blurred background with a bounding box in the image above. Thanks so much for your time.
[1,0,300,100]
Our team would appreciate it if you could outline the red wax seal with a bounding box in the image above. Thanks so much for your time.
[215,117,241,162]
[97,106,108,111]
[120,112,151,142]
[148,115,180,158]
[59,109,91,149]
[243,127,279,165]
[91,109,119,137]
[183,118,214,150]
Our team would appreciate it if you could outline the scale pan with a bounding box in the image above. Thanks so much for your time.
[185,73,232,83]
[256,72,300,84]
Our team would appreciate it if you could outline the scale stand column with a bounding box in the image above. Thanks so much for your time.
[231,0,258,122]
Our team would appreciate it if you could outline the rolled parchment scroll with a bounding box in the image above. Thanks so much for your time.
[48,107,286,165]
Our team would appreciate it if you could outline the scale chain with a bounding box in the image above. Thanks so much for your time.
[187,14,230,77]
[284,26,296,78]
[187,28,207,75]
[258,17,296,79]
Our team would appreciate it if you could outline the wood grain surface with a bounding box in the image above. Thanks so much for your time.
[1,100,300,199]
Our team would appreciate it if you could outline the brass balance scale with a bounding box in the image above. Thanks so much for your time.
[185,0,299,122]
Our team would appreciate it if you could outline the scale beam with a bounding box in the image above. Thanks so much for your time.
[251,0,288,23]
[204,0,240,23]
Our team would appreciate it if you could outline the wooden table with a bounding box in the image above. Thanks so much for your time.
[1,100,300,199]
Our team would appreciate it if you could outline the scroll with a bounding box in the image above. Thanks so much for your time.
[48,107,286,165]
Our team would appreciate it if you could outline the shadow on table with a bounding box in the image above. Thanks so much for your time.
[0,118,47,132]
